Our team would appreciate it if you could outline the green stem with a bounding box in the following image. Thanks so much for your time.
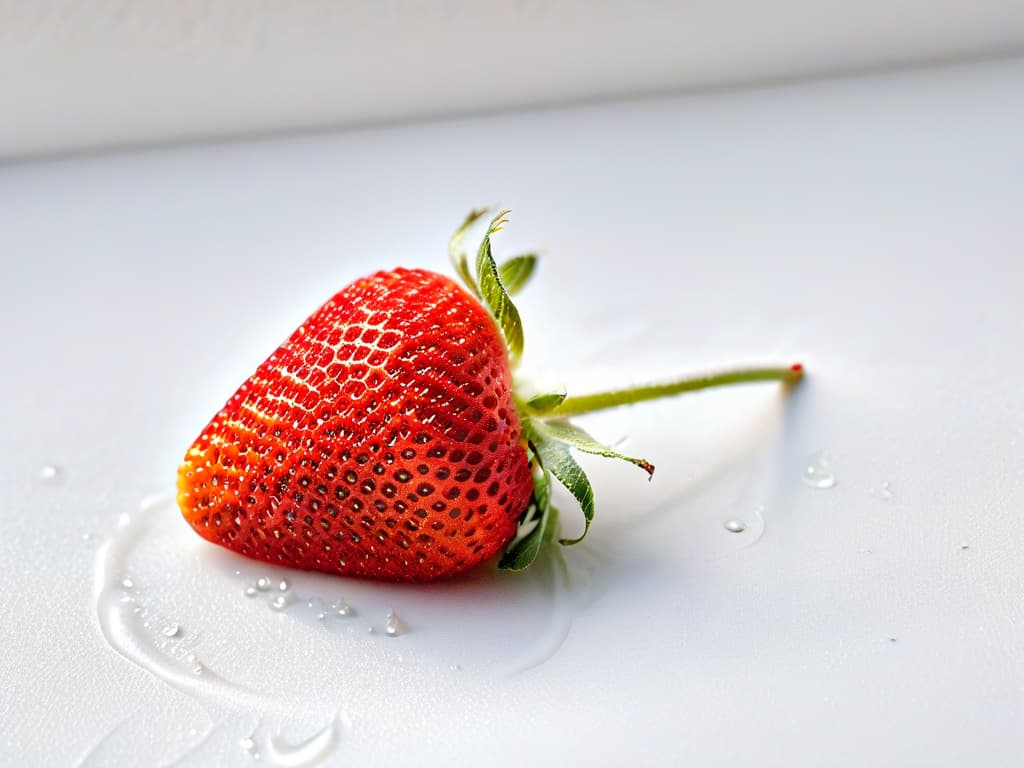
[545,364,804,418]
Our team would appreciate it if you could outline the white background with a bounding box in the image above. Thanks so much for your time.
[2,0,1024,159]
[2,47,1023,768]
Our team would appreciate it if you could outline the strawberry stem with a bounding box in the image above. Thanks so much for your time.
[544,364,804,418]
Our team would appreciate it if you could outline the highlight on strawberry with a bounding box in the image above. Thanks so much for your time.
[177,209,803,581]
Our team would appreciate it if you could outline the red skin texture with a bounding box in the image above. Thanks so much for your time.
[177,268,533,582]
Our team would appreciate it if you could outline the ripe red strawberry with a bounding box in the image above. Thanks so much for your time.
[178,210,803,581]
[178,267,533,580]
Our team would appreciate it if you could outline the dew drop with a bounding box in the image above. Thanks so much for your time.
[960,542,970,551]
[723,519,747,534]
[801,452,837,489]
[244,586,258,598]
[121,577,135,590]
[239,735,258,758]
[331,599,354,617]
[255,577,272,591]
[270,594,289,611]
[39,465,59,481]
[877,481,894,501]
[162,624,181,638]
[277,579,290,592]
[385,609,406,637]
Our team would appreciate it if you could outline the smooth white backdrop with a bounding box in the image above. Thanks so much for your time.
[2,0,1024,158]
[1,56,1022,766]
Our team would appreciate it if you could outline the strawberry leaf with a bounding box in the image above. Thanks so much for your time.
[524,418,595,546]
[525,391,567,413]
[498,253,538,296]
[449,208,489,298]
[537,419,654,477]
[517,416,655,550]
[475,210,525,363]
[498,465,554,571]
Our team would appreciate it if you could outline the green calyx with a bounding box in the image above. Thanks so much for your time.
[448,209,804,572]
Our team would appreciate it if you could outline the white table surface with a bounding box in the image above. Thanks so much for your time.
[2,56,1023,767]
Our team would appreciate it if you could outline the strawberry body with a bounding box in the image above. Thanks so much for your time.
[177,268,533,581]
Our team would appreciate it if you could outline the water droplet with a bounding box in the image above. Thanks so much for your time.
[330,599,354,617]
[162,624,181,638]
[39,465,59,481]
[801,452,837,489]
[960,542,970,550]
[277,579,290,592]
[265,711,345,765]
[121,577,134,590]
[255,577,272,591]
[889,637,897,643]
[244,586,258,598]
[723,519,747,533]
[449,663,463,672]
[316,612,327,621]
[385,609,406,637]
[876,481,894,501]
[857,547,873,555]
[270,594,289,611]
[191,663,205,676]
[240,736,256,752]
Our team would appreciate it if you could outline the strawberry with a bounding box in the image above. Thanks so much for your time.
[177,210,803,581]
